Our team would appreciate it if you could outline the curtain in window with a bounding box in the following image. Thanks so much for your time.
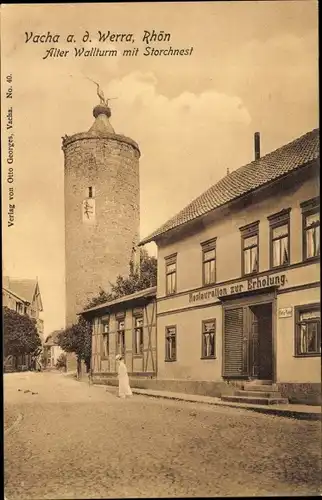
[251,248,258,272]
[204,332,215,357]
[307,226,320,258]
[166,330,176,360]
[272,240,280,266]
[300,324,308,353]
[299,310,320,354]
[281,237,289,264]
[306,213,320,258]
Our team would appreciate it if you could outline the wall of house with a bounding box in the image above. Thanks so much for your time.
[155,171,320,400]
[91,299,157,377]
[2,289,26,313]
[50,346,64,366]
[276,286,320,383]
[157,305,222,381]
[157,173,319,297]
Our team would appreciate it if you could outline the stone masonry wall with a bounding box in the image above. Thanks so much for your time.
[64,134,140,326]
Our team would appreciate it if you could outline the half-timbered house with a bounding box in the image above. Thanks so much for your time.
[81,287,157,382]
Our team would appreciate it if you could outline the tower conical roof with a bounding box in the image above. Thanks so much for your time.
[88,104,115,135]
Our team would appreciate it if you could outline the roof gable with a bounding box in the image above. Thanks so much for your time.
[7,278,36,303]
[5,278,43,311]
[140,128,319,245]
[81,286,157,315]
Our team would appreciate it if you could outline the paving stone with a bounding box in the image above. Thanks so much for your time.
[4,372,321,499]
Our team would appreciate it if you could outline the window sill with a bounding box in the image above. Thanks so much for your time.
[303,256,320,264]
[270,263,290,271]
[242,271,259,278]
[200,356,216,360]
[293,353,321,358]
[165,358,177,362]
[166,292,176,297]
[133,354,144,358]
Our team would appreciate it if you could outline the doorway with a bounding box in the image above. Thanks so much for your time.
[248,303,273,380]
[223,300,274,381]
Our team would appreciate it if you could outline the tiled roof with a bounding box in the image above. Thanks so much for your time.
[2,285,28,303]
[81,286,157,314]
[4,278,38,303]
[140,128,319,245]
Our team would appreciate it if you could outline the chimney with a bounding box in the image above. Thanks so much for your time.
[254,132,260,161]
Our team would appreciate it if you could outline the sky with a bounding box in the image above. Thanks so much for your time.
[1,1,319,336]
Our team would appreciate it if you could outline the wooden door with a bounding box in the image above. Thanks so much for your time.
[257,305,273,380]
[249,308,260,378]
[223,307,249,377]
[249,304,273,380]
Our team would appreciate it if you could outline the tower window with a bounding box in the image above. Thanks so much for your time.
[87,186,95,198]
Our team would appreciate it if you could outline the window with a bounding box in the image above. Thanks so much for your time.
[15,302,23,314]
[117,319,125,356]
[295,304,320,357]
[268,209,290,268]
[165,326,176,361]
[87,186,95,198]
[201,320,216,358]
[240,222,259,275]
[201,238,216,285]
[102,318,109,358]
[133,317,144,355]
[165,254,177,295]
[301,198,320,260]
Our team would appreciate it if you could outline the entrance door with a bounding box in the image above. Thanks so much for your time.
[249,303,273,380]
[223,302,273,380]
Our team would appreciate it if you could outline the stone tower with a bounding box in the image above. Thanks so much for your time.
[62,99,140,326]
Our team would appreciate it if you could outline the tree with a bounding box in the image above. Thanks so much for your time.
[3,307,42,359]
[57,316,92,375]
[86,248,157,309]
[57,249,157,377]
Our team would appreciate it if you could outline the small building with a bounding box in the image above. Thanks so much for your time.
[139,128,320,405]
[43,330,65,369]
[3,277,44,371]
[81,287,157,382]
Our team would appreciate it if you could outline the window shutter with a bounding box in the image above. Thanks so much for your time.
[223,307,245,377]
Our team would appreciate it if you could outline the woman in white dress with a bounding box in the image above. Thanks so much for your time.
[116,354,133,398]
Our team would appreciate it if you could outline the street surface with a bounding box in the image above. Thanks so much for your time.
[4,371,321,499]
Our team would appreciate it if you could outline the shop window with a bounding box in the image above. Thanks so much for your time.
[165,254,177,295]
[268,208,291,268]
[301,197,320,260]
[133,317,144,355]
[165,326,176,362]
[201,320,216,358]
[240,222,259,276]
[117,319,125,356]
[201,238,217,285]
[102,318,109,358]
[295,304,321,357]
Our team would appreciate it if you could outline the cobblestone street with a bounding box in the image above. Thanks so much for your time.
[4,372,321,499]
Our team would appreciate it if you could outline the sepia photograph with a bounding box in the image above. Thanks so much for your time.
[1,1,320,498]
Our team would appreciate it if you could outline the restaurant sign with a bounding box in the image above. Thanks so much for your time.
[189,273,287,304]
